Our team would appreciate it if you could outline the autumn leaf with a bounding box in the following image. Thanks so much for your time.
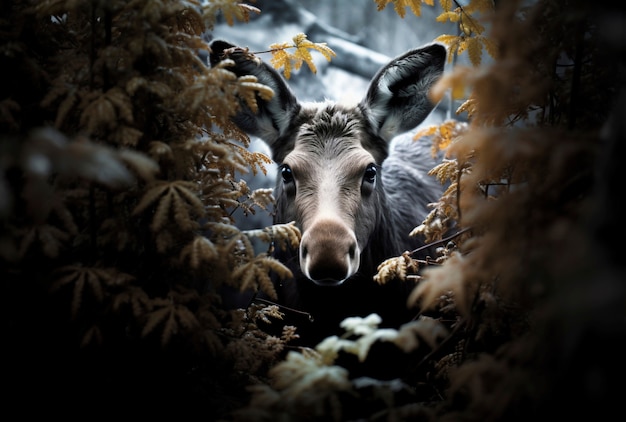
[141,299,200,347]
[133,180,205,232]
[232,254,293,300]
[180,236,218,269]
[269,33,336,79]
[374,0,434,18]
[202,0,260,28]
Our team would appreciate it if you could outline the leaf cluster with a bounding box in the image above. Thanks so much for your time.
[0,0,301,413]
[268,33,337,79]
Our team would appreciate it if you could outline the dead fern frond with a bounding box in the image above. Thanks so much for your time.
[236,75,275,113]
[248,303,284,325]
[269,350,351,405]
[248,188,275,211]
[80,324,104,348]
[243,221,301,252]
[408,252,467,315]
[180,235,218,269]
[18,224,70,259]
[51,265,127,318]
[117,149,159,182]
[414,120,468,156]
[436,32,495,67]
[267,221,301,251]
[79,88,134,134]
[133,180,204,232]
[231,254,292,299]
[112,285,153,317]
[231,143,273,176]
[373,251,419,285]
[141,298,200,347]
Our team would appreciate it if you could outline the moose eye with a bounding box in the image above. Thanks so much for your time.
[363,164,377,184]
[281,164,294,184]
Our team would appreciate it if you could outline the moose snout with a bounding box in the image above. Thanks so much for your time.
[299,218,360,286]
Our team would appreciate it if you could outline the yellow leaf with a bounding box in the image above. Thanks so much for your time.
[429,67,472,102]
[467,36,483,67]
[480,35,499,59]
[210,0,260,26]
[269,33,336,79]
[460,12,485,35]
[309,41,337,62]
[465,0,494,13]
[294,43,316,73]
[237,76,275,111]
[292,33,336,74]
[413,124,439,140]
[269,47,293,79]
[439,0,453,12]
[457,38,468,56]
[406,0,425,17]
[436,10,460,23]
[456,97,477,118]
[374,0,433,18]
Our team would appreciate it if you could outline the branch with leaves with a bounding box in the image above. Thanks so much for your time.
[260,33,337,79]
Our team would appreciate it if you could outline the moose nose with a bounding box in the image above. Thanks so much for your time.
[299,218,360,286]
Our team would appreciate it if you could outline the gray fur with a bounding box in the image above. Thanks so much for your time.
[210,40,447,345]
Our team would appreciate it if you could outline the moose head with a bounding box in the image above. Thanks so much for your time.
[210,40,446,343]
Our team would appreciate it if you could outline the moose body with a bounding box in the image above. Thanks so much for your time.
[210,41,446,346]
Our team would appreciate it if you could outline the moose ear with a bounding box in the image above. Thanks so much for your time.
[359,43,446,142]
[209,40,300,146]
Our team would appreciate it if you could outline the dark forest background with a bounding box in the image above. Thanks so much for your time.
[1,0,625,421]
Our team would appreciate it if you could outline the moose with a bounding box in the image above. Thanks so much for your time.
[210,40,447,346]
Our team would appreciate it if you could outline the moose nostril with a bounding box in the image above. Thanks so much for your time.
[302,246,308,258]
[309,265,347,284]
[348,244,356,259]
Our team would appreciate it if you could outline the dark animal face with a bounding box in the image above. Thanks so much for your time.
[276,105,381,285]
[210,41,446,286]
